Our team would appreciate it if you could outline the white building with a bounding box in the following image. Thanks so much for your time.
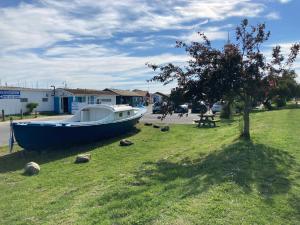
[54,88,117,114]
[0,87,54,115]
[103,88,145,106]
[0,87,147,116]
[152,92,169,104]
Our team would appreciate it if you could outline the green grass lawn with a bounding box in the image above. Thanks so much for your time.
[0,108,300,225]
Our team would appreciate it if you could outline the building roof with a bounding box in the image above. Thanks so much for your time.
[61,88,116,96]
[153,92,169,98]
[0,86,51,92]
[103,88,143,97]
[132,89,150,97]
[0,86,147,97]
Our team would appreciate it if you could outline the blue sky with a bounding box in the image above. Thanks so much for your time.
[0,0,299,93]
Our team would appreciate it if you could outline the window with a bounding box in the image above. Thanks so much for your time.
[88,96,95,104]
[119,112,123,117]
[127,111,130,116]
[20,98,28,102]
[96,99,101,104]
[75,96,86,103]
[42,98,48,102]
[101,99,111,102]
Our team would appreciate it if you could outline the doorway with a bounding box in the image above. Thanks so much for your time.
[62,97,69,113]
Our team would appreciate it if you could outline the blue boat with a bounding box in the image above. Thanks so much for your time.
[12,105,146,151]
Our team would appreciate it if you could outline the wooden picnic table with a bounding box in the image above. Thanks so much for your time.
[196,114,219,127]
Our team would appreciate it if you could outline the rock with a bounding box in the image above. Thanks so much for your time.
[24,162,40,175]
[144,122,153,126]
[75,154,91,163]
[153,124,160,128]
[161,126,170,132]
[120,139,133,146]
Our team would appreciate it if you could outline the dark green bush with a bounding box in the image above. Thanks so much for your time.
[26,103,39,113]
[263,100,273,110]
[274,97,286,108]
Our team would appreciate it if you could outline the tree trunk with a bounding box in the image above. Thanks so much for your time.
[241,97,250,140]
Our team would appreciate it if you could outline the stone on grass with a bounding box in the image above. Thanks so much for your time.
[24,162,40,175]
[75,154,91,163]
[153,124,160,128]
[161,126,170,132]
[144,122,153,126]
[120,139,133,146]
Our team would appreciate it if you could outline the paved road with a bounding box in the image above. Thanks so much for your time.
[140,108,199,124]
[0,115,71,146]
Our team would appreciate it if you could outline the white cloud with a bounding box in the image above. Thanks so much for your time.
[116,37,155,47]
[0,0,266,53]
[0,52,189,92]
[265,12,280,20]
[44,44,120,57]
[0,0,278,92]
[179,26,229,42]
[277,0,292,3]
[174,0,264,21]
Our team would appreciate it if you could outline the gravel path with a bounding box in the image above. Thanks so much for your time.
[140,110,199,124]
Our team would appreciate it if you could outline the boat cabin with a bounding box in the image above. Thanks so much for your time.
[69,104,136,123]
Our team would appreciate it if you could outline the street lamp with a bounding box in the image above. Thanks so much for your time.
[50,85,56,96]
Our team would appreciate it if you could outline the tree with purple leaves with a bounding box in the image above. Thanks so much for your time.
[147,19,299,140]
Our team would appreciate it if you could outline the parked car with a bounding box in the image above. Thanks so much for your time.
[211,102,223,114]
[191,101,208,114]
[174,104,189,113]
[152,102,162,114]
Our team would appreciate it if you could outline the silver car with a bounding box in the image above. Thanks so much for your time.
[212,102,223,114]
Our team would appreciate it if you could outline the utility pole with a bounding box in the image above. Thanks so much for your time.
[51,85,56,96]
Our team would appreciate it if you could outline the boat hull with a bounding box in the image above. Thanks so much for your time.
[13,116,141,151]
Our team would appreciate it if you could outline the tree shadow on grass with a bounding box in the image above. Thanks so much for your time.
[288,193,300,221]
[85,140,298,224]
[133,141,296,199]
[0,128,140,173]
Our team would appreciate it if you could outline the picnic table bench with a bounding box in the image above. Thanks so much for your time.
[194,114,220,127]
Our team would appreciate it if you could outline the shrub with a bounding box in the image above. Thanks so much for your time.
[263,100,273,110]
[26,103,39,113]
[274,96,286,108]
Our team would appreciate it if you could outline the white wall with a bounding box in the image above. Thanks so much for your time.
[95,95,116,105]
[0,89,53,115]
[21,90,54,112]
[0,88,117,116]
[0,99,21,115]
[152,94,163,103]
[72,95,116,114]
[71,102,86,114]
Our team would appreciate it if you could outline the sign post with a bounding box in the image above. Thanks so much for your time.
[1,109,4,121]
